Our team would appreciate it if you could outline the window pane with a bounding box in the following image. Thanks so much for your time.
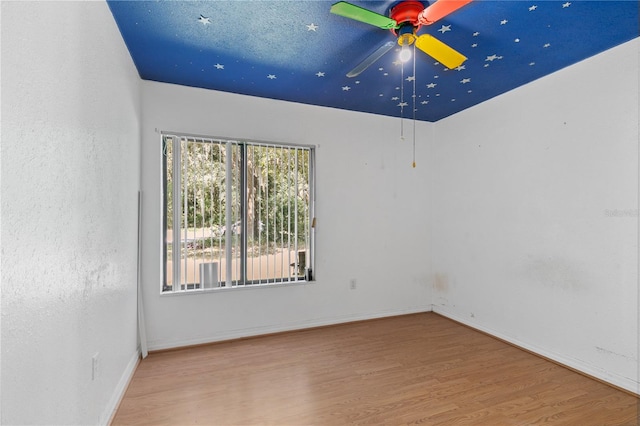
[163,135,312,292]
[244,145,310,284]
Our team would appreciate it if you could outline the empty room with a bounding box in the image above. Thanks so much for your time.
[1,0,638,425]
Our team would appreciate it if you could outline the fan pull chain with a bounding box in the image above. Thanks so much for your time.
[412,44,417,168]
[400,60,405,140]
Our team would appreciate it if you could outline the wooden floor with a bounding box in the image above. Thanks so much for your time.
[112,313,638,425]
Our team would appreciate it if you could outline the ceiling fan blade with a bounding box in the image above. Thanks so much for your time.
[415,34,466,69]
[346,41,396,78]
[420,0,473,25]
[330,2,398,30]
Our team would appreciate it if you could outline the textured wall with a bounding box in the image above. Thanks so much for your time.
[1,2,141,424]
[429,39,639,393]
[140,81,433,350]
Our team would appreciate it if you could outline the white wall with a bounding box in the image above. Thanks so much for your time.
[140,81,433,350]
[1,2,141,424]
[429,39,639,393]
[0,2,634,423]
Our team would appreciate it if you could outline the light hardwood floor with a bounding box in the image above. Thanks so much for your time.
[112,313,638,425]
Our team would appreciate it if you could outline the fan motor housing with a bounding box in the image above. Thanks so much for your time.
[390,0,425,34]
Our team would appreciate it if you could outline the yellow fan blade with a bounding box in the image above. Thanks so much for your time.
[415,34,467,69]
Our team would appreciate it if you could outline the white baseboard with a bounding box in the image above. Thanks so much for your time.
[101,348,141,425]
[432,305,640,396]
[147,306,433,351]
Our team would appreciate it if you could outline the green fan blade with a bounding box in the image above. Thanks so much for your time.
[330,2,398,30]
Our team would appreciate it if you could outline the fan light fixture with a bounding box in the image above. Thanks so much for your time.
[397,25,416,63]
[399,45,412,62]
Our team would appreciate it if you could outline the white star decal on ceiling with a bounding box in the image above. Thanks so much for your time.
[378,67,384,71]
[426,83,437,88]
[434,75,439,79]
[198,15,211,25]
[451,99,456,102]
[438,25,451,34]
[306,23,318,31]
[562,2,571,7]
[543,43,551,48]
[355,81,360,84]
[316,72,325,77]
[342,86,351,91]
[391,96,399,100]
[473,32,480,36]
[460,78,471,84]
[398,102,408,107]
[485,54,502,61]
[455,65,466,71]
[406,76,415,82]
[421,101,429,105]
[529,5,538,11]
[472,43,478,48]
[515,38,520,43]
[214,63,224,69]
[500,19,508,25]
[267,74,276,79]
[529,62,536,66]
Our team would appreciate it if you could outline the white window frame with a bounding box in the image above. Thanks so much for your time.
[161,132,315,293]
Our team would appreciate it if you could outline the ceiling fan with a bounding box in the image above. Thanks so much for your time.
[330,0,472,77]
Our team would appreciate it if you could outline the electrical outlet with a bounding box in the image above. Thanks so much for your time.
[349,279,357,290]
[92,353,99,381]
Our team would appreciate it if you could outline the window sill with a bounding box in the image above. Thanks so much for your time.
[160,279,312,296]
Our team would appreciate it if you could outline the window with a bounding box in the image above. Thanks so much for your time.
[162,133,315,293]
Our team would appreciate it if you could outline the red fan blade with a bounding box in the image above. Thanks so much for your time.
[418,0,472,25]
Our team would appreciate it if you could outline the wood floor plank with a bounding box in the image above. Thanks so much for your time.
[112,313,639,425]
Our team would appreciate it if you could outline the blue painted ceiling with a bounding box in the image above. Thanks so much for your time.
[108,0,638,122]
